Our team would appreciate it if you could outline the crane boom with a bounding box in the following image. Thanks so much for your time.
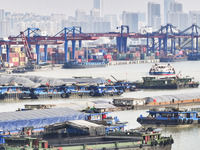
[20,31,33,59]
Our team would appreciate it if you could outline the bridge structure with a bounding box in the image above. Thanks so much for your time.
[1,24,200,65]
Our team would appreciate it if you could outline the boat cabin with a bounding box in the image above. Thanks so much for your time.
[146,107,198,120]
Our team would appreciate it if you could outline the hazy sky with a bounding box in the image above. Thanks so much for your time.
[2,0,200,17]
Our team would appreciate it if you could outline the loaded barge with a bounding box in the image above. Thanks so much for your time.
[1,121,173,150]
[137,107,200,127]
[134,76,199,89]
[63,60,107,69]
[0,83,125,100]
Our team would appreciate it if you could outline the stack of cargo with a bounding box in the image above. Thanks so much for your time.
[8,47,27,67]
[140,53,146,60]
[104,54,112,62]
[52,52,65,64]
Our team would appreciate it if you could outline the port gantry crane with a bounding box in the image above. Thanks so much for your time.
[7,27,98,65]
[0,24,199,67]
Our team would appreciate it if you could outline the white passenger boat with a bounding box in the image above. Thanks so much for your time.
[149,64,175,75]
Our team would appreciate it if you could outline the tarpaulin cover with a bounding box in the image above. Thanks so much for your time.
[0,107,86,131]
[145,92,200,103]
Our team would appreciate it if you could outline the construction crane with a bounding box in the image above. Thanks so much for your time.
[20,31,33,59]
[20,31,36,67]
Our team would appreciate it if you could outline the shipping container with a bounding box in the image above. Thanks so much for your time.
[11,57,19,63]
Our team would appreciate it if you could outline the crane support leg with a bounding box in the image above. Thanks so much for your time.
[6,45,9,63]
[174,39,176,52]
[64,40,68,62]
[36,45,40,65]
[79,40,82,49]
[123,37,127,53]
[147,34,149,55]
[159,38,161,51]
[196,37,198,51]
[116,37,121,53]
[171,38,173,54]
[72,40,76,60]
[44,45,48,62]
[191,37,194,51]
[0,45,2,56]
[152,38,155,53]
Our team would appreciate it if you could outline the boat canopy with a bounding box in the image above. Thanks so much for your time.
[0,107,86,132]
[145,92,200,103]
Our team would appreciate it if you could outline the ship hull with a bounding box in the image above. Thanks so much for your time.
[149,72,175,75]
[160,57,187,62]
[63,63,107,69]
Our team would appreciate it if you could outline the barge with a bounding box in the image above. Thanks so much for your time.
[63,60,107,69]
[137,107,200,127]
[134,76,199,89]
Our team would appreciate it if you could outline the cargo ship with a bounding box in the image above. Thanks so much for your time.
[137,107,200,127]
[1,122,173,150]
[187,52,200,60]
[134,76,199,89]
[63,60,107,69]
[149,64,175,75]
[160,54,187,62]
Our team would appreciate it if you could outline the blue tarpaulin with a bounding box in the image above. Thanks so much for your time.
[0,107,86,131]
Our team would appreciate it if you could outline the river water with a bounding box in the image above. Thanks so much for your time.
[1,61,200,150]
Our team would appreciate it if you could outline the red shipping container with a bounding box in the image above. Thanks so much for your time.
[104,54,112,59]
[78,59,82,63]
[12,62,19,67]
[20,57,26,62]
[78,51,84,56]
[9,53,19,57]
[47,48,53,52]
[88,59,93,62]
[40,48,44,52]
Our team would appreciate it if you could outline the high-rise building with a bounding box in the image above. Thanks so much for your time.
[179,12,188,30]
[170,2,182,12]
[138,12,146,23]
[164,0,175,24]
[75,9,86,21]
[189,11,200,26]
[0,9,5,21]
[94,0,103,17]
[148,2,160,29]
[104,14,119,31]
[122,11,138,32]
